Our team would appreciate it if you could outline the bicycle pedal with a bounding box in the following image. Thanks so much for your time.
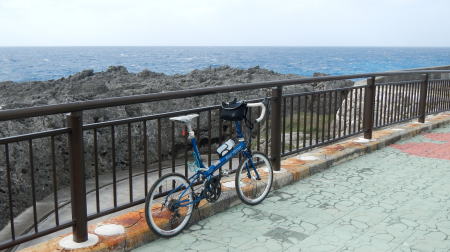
[221,170,230,176]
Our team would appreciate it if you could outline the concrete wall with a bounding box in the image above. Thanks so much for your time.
[377,65,450,83]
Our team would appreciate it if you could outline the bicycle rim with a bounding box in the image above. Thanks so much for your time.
[236,152,273,205]
[145,174,193,236]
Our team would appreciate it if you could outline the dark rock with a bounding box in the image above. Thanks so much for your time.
[313,72,329,77]
[0,66,354,230]
[137,69,163,78]
[69,69,94,81]
[106,65,128,73]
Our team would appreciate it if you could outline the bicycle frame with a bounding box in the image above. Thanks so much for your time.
[167,121,260,208]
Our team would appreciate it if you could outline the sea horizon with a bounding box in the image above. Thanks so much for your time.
[1,46,450,82]
[2,45,450,48]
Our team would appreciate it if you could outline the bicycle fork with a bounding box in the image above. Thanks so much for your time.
[243,151,261,180]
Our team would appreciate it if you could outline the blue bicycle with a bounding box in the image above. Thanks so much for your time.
[145,99,273,237]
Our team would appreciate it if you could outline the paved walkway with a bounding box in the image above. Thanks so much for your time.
[134,123,450,252]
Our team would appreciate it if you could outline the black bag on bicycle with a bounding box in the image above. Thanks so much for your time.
[220,99,248,121]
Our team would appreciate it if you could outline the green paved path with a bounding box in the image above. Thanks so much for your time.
[135,124,450,252]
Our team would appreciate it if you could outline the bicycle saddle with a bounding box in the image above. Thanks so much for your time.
[169,114,199,123]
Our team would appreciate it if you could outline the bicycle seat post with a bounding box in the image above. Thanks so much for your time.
[169,114,199,140]
[185,121,195,140]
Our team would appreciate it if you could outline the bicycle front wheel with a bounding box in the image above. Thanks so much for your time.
[235,152,273,205]
[145,173,194,237]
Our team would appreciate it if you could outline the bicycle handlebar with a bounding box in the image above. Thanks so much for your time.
[247,102,266,123]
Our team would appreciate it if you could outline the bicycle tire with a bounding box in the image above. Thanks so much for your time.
[145,173,194,237]
[235,152,273,205]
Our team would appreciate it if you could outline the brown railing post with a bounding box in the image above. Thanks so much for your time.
[270,86,282,171]
[418,73,429,123]
[67,111,88,242]
[363,77,376,139]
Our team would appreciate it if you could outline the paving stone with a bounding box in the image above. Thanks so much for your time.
[134,123,450,252]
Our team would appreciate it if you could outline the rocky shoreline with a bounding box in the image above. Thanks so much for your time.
[0,66,354,231]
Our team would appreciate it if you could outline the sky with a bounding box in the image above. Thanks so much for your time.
[0,0,449,47]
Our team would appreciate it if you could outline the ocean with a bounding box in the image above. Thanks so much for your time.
[0,46,449,82]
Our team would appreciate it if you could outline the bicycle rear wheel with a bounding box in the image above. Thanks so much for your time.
[145,173,194,237]
[235,152,273,205]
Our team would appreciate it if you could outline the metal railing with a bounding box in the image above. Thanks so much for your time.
[0,70,450,250]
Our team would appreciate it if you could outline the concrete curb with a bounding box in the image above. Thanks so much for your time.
[18,113,450,252]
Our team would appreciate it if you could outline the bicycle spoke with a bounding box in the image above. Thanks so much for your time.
[235,153,273,205]
[145,174,193,236]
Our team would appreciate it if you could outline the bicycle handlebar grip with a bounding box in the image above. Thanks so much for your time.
[247,102,266,123]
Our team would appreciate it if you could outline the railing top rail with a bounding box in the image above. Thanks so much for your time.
[1,70,450,121]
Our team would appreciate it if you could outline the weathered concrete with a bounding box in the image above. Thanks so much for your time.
[6,158,241,250]
[336,66,450,136]
[137,115,450,252]
[16,112,450,252]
